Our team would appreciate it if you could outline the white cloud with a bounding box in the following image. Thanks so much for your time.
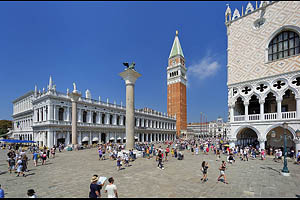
[188,54,221,81]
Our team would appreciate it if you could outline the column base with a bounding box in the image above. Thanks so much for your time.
[281,172,290,176]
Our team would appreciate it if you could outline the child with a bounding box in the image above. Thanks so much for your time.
[117,156,122,171]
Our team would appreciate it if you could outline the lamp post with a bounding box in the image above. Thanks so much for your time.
[282,122,289,174]
[271,122,290,176]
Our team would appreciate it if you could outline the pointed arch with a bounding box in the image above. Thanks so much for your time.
[281,85,299,98]
[264,124,296,140]
[232,9,240,20]
[245,2,254,15]
[233,125,261,139]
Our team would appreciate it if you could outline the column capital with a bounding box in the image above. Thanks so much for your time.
[293,138,300,144]
[244,101,249,106]
[259,100,265,104]
[258,138,266,142]
[119,69,142,85]
[69,92,81,102]
[276,97,283,102]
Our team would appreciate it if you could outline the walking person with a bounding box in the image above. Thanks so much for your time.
[16,157,25,177]
[105,177,118,198]
[27,189,37,198]
[50,147,55,158]
[0,184,4,198]
[157,150,164,170]
[89,176,101,198]
[32,151,39,167]
[201,161,209,182]
[117,156,122,171]
[8,157,16,174]
[41,151,47,165]
[98,148,103,161]
[217,161,228,184]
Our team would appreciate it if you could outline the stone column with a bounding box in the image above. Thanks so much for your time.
[53,106,57,121]
[259,100,265,121]
[47,131,53,148]
[53,131,57,146]
[229,105,234,122]
[90,131,92,145]
[66,131,70,145]
[244,101,249,121]
[294,139,300,154]
[277,98,282,119]
[296,98,300,119]
[119,68,141,150]
[105,113,110,125]
[68,85,81,148]
[113,114,117,125]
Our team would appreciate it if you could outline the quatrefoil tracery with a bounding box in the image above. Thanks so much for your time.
[292,77,300,86]
[242,86,251,94]
[273,80,285,89]
[256,84,268,92]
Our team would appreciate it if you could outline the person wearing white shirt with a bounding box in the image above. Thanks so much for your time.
[105,177,118,198]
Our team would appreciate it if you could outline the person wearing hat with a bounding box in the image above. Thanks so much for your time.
[89,176,101,198]
[27,189,36,198]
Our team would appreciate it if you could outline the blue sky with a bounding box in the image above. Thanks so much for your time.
[0,1,252,122]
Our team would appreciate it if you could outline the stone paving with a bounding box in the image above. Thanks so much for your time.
[0,145,300,198]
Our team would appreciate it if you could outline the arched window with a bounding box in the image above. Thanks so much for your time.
[268,30,299,61]
[83,111,87,123]
[58,108,64,121]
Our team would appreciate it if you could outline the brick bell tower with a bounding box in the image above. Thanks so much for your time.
[167,30,187,138]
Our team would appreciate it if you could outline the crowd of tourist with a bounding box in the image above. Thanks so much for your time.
[1,136,300,198]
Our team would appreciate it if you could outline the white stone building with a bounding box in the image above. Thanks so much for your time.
[225,1,300,152]
[12,77,177,147]
[187,117,229,139]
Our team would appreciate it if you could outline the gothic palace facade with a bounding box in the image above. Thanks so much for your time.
[226,1,300,152]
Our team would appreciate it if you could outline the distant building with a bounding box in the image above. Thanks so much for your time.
[187,117,229,139]
[11,77,177,147]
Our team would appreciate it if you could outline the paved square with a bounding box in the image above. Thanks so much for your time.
[1,145,300,198]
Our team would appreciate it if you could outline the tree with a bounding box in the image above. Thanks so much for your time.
[0,120,12,137]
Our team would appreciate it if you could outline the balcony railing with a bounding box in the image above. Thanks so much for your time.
[234,115,245,121]
[282,111,296,119]
[264,113,277,120]
[248,114,260,121]
[233,111,297,122]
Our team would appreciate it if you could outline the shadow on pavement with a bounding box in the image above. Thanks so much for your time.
[25,173,35,177]
[0,171,8,175]
[260,166,281,174]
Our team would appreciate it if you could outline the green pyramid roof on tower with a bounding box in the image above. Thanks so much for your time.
[169,30,184,59]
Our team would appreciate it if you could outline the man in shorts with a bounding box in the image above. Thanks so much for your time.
[8,157,15,174]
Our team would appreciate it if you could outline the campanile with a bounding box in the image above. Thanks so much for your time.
[167,30,187,138]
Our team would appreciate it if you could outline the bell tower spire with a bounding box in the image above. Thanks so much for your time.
[167,30,187,138]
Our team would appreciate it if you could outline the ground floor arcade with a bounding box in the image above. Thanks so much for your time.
[29,128,176,147]
[228,121,300,153]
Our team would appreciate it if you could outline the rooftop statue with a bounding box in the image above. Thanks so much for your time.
[123,62,136,70]
[73,82,77,92]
